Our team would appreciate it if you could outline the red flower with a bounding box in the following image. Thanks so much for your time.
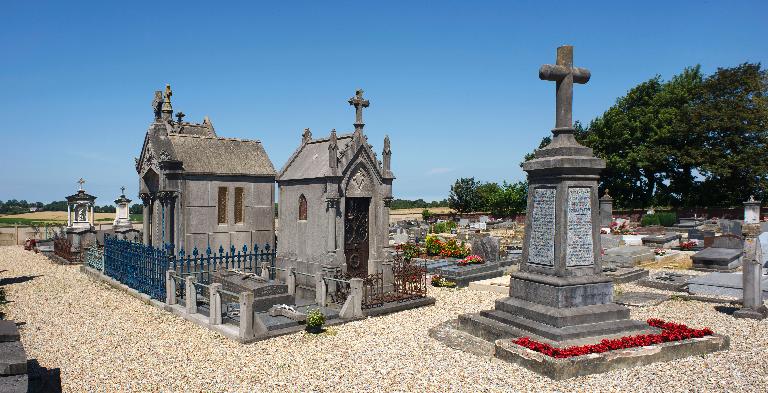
[512,319,714,359]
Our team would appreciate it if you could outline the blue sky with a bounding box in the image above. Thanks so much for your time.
[1,1,766,204]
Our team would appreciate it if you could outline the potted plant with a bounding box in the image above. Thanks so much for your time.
[305,309,326,334]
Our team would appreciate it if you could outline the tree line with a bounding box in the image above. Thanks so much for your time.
[524,63,768,208]
[448,178,528,217]
[0,199,143,215]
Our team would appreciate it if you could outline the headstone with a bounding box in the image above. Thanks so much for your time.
[469,222,486,230]
[734,237,768,319]
[455,45,652,350]
[622,234,645,246]
[459,218,470,227]
[712,234,745,250]
[471,236,500,262]
[478,215,490,223]
[113,187,133,230]
[676,217,702,229]
[687,228,715,248]
[599,190,613,228]
[744,196,762,225]
[719,220,743,237]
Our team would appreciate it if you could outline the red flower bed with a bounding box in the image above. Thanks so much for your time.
[512,319,714,359]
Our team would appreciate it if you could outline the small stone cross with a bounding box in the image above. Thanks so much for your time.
[175,111,185,123]
[120,186,126,195]
[539,45,591,129]
[348,89,370,126]
[77,178,85,191]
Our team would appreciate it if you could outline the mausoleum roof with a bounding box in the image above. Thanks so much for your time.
[277,133,355,181]
[166,133,276,177]
[66,189,97,202]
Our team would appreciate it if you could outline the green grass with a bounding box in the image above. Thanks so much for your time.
[0,217,61,227]
[130,214,143,222]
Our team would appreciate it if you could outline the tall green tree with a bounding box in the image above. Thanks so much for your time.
[487,181,528,218]
[448,177,481,213]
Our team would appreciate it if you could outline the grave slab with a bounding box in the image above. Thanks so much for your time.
[602,266,649,284]
[642,233,681,249]
[691,248,743,271]
[468,276,510,294]
[687,272,768,298]
[0,321,20,343]
[435,262,503,287]
[602,246,654,267]
[0,341,27,376]
[621,235,645,246]
[637,272,696,292]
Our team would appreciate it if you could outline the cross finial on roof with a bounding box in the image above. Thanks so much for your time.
[175,111,185,124]
[348,89,370,131]
[302,128,312,143]
[539,46,591,129]
[77,178,85,191]
[120,186,126,196]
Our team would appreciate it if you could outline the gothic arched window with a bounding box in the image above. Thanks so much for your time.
[298,194,308,221]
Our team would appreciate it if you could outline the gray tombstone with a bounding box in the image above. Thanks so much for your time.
[719,220,743,237]
[599,190,613,228]
[712,234,745,250]
[471,236,500,262]
[735,236,768,319]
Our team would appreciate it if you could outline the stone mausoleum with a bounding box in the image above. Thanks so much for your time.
[65,178,97,249]
[276,90,394,298]
[136,85,276,252]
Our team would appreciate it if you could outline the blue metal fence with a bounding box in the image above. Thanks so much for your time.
[102,235,276,301]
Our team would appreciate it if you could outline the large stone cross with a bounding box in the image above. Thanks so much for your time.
[348,89,369,126]
[539,45,591,129]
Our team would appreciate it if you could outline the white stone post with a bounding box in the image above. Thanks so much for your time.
[744,197,762,225]
[260,261,270,280]
[165,270,176,305]
[287,267,296,296]
[67,204,72,227]
[239,291,255,340]
[340,277,364,319]
[315,272,327,307]
[185,276,197,314]
[209,283,222,325]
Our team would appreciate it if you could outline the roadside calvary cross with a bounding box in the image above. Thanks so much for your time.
[348,89,369,127]
[539,45,591,129]
[77,178,85,191]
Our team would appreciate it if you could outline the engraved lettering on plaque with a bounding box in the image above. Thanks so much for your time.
[566,187,594,266]
[528,188,556,266]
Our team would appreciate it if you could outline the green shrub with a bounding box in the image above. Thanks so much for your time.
[422,209,433,221]
[430,220,457,234]
[640,214,660,227]
[306,309,325,328]
[656,212,677,227]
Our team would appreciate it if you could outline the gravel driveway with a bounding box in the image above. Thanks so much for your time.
[1,246,767,392]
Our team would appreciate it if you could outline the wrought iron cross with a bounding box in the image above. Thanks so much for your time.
[175,111,185,123]
[539,46,590,129]
[77,178,85,191]
[348,89,369,126]
[120,186,126,195]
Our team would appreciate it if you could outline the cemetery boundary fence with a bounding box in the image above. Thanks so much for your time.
[102,235,276,301]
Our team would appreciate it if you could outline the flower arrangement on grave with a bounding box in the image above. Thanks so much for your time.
[609,221,636,235]
[654,248,667,256]
[511,319,714,359]
[425,235,470,258]
[305,309,326,334]
[430,274,457,288]
[457,255,484,266]
[395,242,421,261]
[679,240,697,251]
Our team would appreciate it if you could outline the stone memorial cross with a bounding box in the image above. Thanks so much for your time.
[348,89,369,129]
[539,45,591,128]
[77,178,85,191]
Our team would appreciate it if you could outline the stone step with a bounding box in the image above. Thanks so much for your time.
[480,309,652,343]
[0,374,28,393]
[493,297,630,328]
[0,321,20,343]
[0,341,28,376]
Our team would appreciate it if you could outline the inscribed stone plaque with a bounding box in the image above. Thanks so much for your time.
[566,188,594,267]
[528,188,556,266]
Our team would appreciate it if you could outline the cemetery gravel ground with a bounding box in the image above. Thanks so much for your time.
[1,246,767,392]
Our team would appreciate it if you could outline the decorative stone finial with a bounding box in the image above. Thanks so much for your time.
[329,129,338,172]
[348,89,370,133]
[382,135,392,175]
[161,84,173,121]
[175,111,185,124]
[302,128,312,143]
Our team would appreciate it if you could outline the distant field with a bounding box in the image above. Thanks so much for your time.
[0,212,143,226]
[390,207,453,222]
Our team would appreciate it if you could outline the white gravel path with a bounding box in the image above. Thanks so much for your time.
[1,246,767,392]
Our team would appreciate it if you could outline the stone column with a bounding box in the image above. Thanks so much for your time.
[381,197,394,292]
[140,193,151,245]
[326,198,338,255]
[165,270,176,305]
[735,238,767,319]
[599,190,613,228]
[67,203,72,227]
[239,291,255,340]
[744,196,761,224]
[185,275,197,314]
[209,283,223,325]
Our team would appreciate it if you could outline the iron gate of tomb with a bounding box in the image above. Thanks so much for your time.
[344,197,370,278]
